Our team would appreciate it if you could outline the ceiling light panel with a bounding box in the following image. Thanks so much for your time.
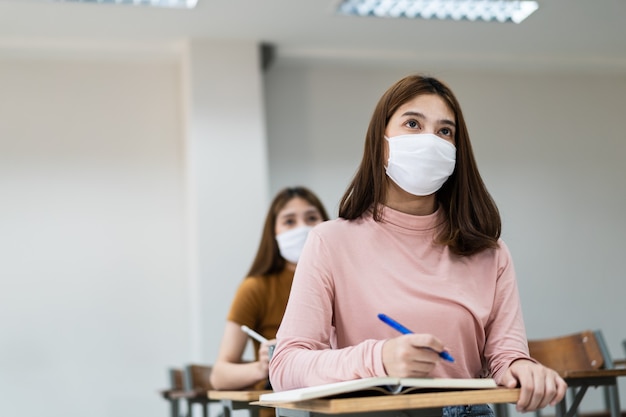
[336,0,539,24]
[50,0,198,8]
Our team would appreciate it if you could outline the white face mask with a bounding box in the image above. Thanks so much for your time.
[275,226,313,264]
[385,133,456,196]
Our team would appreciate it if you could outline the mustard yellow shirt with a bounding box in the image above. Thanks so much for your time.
[227,267,294,360]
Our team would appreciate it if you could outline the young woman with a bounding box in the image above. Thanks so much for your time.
[269,75,567,415]
[210,186,329,391]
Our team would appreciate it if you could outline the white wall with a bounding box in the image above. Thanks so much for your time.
[0,55,189,415]
[0,40,269,417]
[264,61,626,414]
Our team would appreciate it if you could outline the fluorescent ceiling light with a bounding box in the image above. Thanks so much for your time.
[50,0,198,8]
[336,0,539,24]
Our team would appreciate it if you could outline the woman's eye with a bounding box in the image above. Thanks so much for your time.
[440,127,453,137]
[307,215,321,224]
[405,120,419,129]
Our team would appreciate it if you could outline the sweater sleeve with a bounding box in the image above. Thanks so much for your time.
[269,229,387,391]
[483,240,537,383]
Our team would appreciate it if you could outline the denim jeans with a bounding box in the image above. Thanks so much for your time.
[442,404,494,417]
[367,404,495,417]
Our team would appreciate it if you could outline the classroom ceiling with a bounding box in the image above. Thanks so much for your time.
[0,0,624,73]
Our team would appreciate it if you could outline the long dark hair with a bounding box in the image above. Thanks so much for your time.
[338,74,500,256]
[247,186,329,276]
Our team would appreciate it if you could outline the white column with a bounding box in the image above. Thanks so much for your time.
[182,39,270,361]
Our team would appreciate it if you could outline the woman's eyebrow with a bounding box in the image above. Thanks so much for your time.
[441,119,456,128]
[400,111,425,118]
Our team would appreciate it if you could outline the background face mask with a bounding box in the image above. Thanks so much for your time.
[275,226,313,264]
[385,133,456,196]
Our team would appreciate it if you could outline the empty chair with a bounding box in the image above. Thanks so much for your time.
[160,368,193,417]
[528,330,626,417]
[184,364,218,417]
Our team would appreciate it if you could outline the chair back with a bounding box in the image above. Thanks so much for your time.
[184,364,214,394]
[528,330,605,376]
[169,368,185,391]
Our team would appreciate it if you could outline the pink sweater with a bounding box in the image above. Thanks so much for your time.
[269,205,532,391]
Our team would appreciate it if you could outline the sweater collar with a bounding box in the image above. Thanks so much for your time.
[377,204,444,232]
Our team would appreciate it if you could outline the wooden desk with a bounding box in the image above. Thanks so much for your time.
[209,390,272,417]
[558,369,626,417]
[255,388,520,417]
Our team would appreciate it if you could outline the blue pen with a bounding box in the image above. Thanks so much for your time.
[378,313,455,362]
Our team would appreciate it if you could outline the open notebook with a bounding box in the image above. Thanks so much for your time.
[259,376,498,402]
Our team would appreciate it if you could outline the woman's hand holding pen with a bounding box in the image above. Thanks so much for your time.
[257,339,277,375]
[381,334,448,377]
[378,314,454,377]
[240,325,275,377]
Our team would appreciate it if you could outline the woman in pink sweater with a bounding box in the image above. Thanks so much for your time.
[268,74,567,416]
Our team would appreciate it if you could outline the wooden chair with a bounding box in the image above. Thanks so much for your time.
[528,330,626,417]
[184,364,219,417]
[611,341,626,382]
[159,368,193,417]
